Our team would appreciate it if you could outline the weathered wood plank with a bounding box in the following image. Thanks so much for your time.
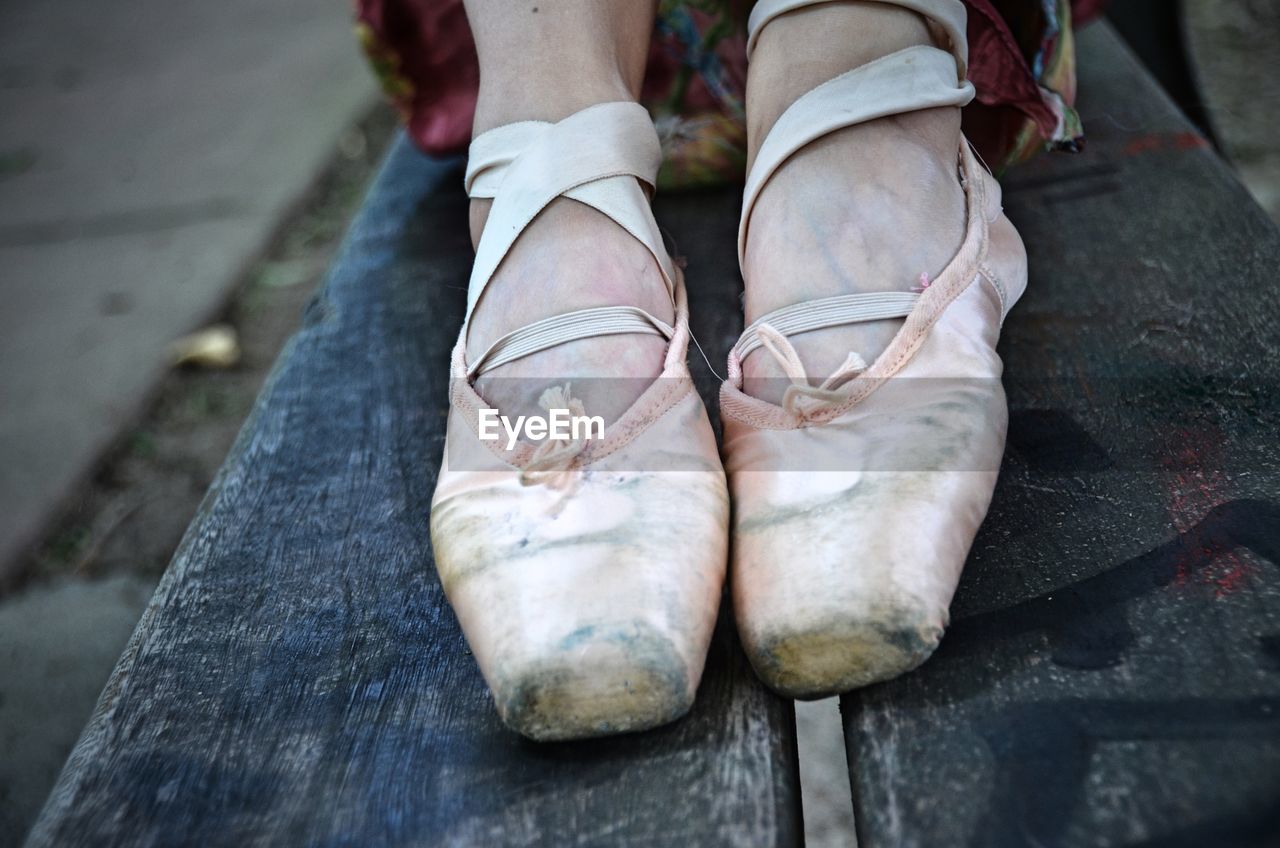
[27,145,801,846]
[841,23,1280,848]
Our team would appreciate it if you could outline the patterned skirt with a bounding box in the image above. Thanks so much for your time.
[355,0,1104,189]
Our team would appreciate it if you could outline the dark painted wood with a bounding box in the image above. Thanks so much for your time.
[27,145,801,846]
[841,23,1280,848]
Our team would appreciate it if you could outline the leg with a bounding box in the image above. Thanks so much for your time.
[466,0,655,136]
[742,1,967,403]
[461,0,667,422]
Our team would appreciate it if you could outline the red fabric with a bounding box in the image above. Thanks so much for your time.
[356,0,477,154]
[355,0,1100,164]
[966,0,1057,135]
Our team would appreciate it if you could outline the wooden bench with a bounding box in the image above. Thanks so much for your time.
[29,21,1279,847]
[841,24,1280,847]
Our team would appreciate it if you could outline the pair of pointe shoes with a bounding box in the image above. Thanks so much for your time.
[431,0,1027,741]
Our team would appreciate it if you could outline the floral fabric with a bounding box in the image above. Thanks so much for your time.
[355,0,1104,188]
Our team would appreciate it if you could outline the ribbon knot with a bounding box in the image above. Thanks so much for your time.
[756,323,867,418]
[519,382,589,489]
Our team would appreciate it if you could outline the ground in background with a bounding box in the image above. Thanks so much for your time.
[0,105,395,842]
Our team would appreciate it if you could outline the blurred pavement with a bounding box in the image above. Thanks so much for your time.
[0,0,377,579]
[0,575,156,838]
[1185,0,1280,223]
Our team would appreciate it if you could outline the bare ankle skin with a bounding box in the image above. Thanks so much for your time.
[741,1,967,404]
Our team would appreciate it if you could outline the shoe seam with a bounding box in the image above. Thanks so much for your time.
[977,262,1007,321]
[578,379,697,466]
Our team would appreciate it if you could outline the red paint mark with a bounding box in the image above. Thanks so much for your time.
[1173,131,1210,151]
[1122,131,1209,157]
[1161,425,1256,597]
[1123,134,1163,157]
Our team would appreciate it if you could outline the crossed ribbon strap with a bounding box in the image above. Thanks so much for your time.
[462,102,677,381]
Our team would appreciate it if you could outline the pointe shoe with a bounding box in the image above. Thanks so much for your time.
[430,102,729,740]
[722,0,1027,697]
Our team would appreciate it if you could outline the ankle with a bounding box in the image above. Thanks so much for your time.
[741,110,964,306]
[861,107,964,172]
[745,2,935,161]
[465,0,655,134]
[467,199,673,335]
[473,72,638,137]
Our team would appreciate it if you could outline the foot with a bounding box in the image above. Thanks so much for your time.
[465,137,673,426]
[741,2,966,404]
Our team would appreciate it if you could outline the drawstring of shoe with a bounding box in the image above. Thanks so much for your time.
[519,383,588,490]
[752,273,931,418]
[755,323,867,418]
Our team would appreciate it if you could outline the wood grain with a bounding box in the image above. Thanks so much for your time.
[841,24,1280,848]
[27,149,802,846]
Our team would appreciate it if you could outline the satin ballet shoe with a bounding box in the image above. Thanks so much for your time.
[722,0,1027,697]
[431,102,729,739]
